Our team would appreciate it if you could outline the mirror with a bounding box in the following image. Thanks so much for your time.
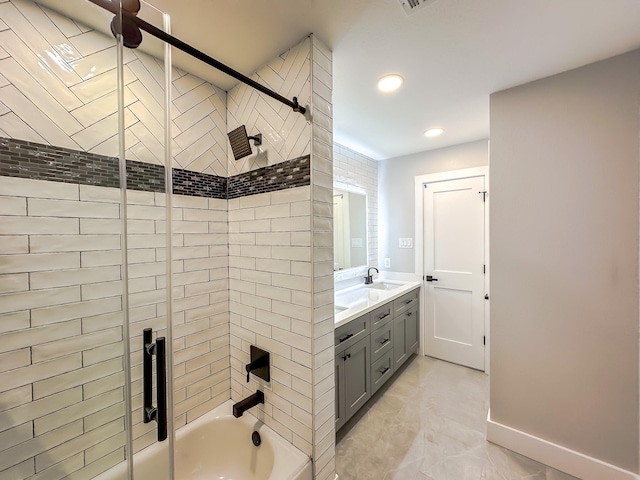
[333,187,367,270]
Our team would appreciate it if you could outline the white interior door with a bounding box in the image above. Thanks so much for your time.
[423,176,485,370]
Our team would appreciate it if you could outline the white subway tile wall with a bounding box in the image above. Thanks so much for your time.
[227,36,312,176]
[0,175,229,478]
[311,36,336,480]
[0,176,128,479]
[125,191,230,455]
[228,186,315,453]
[333,144,378,268]
[0,0,228,176]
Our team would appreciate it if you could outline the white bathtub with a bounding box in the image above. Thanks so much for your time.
[96,400,312,480]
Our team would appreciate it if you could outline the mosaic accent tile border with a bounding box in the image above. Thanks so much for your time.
[0,137,121,189]
[0,137,309,199]
[227,155,311,199]
[173,168,227,199]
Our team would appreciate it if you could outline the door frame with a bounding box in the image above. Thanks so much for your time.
[414,166,490,374]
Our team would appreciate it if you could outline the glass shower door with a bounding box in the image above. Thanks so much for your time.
[0,0,176,478]
[0,1,138,479]
[116,1,175,479]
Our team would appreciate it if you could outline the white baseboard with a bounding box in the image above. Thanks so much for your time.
[486,409,640,480]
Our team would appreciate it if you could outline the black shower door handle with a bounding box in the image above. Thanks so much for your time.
[143,328,155,423]
[142,328,168,442]
[156,337,167,442]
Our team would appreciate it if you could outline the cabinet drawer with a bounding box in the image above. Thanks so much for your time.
[335,313,370,354]
[396,304,418,325]
[370,322,393,364]
[370,303,393,330]
[371,351,394,395]
[394,289,419,315]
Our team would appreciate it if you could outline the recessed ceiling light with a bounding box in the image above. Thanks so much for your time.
[424,127,444,138]
[377,74,403,93]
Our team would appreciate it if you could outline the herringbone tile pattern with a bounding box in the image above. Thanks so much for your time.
[0,0,227,177]
[227,36,312,176]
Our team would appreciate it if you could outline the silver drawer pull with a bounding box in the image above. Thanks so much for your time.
[338,333,354,343]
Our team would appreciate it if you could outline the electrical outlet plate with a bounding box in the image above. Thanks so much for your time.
[384,258,391,268]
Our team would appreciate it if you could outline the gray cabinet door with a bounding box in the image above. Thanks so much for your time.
[343,336,371,423]
[394,303,420,368]
[405,307,419,354]
[335,351,345,431]
[393,314,407,368]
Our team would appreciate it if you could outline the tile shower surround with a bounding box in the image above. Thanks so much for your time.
[0,141,312,477]
[0,137,310,199]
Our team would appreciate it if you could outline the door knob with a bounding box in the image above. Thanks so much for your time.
[426,275,438,282]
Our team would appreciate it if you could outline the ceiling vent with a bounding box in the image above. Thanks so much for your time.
[398,0,438,16]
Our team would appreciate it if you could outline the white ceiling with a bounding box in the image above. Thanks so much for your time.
[42,0,640,160]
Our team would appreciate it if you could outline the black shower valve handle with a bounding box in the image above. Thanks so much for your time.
[245,346,271,383]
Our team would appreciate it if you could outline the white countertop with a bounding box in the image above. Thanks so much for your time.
[334,279,421,329]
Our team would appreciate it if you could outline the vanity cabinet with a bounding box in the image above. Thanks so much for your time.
[335,287,420,431]
[335,314,371,430]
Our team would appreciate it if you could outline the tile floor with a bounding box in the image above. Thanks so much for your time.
[335,355,581,480]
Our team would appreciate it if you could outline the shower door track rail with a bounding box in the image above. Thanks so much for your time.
[88,0,307,116]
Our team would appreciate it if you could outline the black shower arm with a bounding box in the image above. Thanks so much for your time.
[87,0,307,116]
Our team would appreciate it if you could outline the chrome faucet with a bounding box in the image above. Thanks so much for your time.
[364,267,379,285]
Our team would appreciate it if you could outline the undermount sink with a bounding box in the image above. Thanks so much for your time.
[364,281,403,291]
[335,281,404,310]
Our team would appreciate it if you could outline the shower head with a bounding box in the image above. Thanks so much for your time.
[109,0,142,49]
[228,126,262,161]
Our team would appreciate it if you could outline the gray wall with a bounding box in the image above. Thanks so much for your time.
[378,140,488,273]
[490,49,640,472]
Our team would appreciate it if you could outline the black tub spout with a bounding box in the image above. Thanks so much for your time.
[233,390,264,418]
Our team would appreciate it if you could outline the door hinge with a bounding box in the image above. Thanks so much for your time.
[483,336,486,345]
[483,264,486,274]
[479,191,488,202]
[485,294,489,300]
